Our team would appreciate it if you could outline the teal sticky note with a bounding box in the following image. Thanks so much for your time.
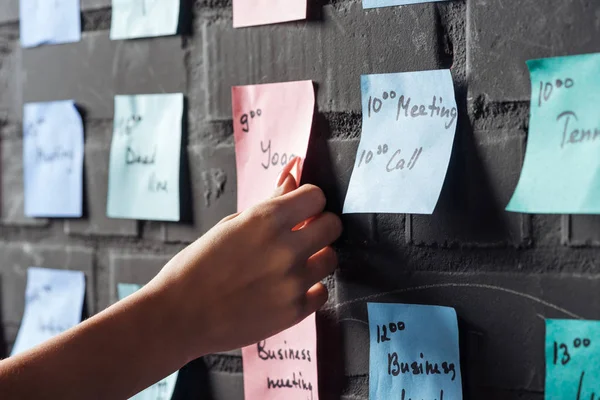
[546,319,600,400]
[507,53,600,214]
[368,303,462,400]
[343,70,458,214]
[107,93,183,222]
[111,0,180,40]
[118,283,179,400]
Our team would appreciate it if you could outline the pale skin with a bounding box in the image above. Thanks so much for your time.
[0,160,342,400]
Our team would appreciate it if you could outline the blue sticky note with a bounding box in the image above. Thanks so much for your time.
[11,267,85,356]
[107,93,183,222]
[110,0,181,40]
[20,0,81,48]
[343,70,457,214]
[368,303,462,400]
[118,283,179,400]
[546,319,600,400]
[507,53,600,214]
[23,100,84,218]
[364,0,448,9]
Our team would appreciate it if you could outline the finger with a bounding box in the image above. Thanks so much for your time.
[273,184,327,228]
[271,174,298,199]
[296,283,328,323]
[304,247,337,289]
[293,212,342,258]
[217,212,240,225]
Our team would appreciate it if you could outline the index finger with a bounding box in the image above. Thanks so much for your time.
[273,184,327,229]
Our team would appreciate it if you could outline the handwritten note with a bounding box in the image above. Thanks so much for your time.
[232,80,314,212]
[242,315,318,400]
[23,100,84,218]
[506,53,600,214]
[343,70,457,214]
[110,0,180,40]
[20,0,81,48]
[11,268,85,356]
[118,283,179,400]
[233,0,306,28]
[368,303,462,400]
[107,93,183,221]
[363,0,449,9]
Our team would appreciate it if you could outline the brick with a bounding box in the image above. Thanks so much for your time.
[82,0,111,10]
[0,0,18,24]
[1,139,48,226]
[207,371,244,400]
[200,2,444,120]
[565,215,600,247]
[409,130,529,247]
[335,270,600,392]
[64,140,138,237]
[21,31,186,120]
[0,243,95,337]
[467,0,600,102]
[166,145,237,243]
[0,27,21,122]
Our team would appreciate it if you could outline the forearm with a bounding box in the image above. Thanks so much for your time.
[0,284,191,400]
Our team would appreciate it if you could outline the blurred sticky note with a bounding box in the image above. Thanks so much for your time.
[110,0,180,40]
[20,0,81,48]
[232,80,314,212]
[118,283,179,400]
[507,53,600,214]
[233,0,306,28]
[242,314,318,400]
[363,0,448,8]
[11,267,85,356]
[107,93,183,221]
[23,100,84,218]
[343,70,457,214]
[368,303,462,400]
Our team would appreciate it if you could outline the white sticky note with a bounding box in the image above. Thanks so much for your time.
[11,268,86,356]
[110,0,180,40]
[343,70,458,214]
[20,0,81,48]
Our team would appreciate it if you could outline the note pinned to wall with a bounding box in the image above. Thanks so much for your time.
[110,0,180,40]
[506,53,600,214]
[118,283,179,400]
[11,268,85,356]
[242,314,318,400]
[107,93,183,222]
[20,0,81,48]
[233,0,307,28]
[368,303,462,400]
[232,80,314,212]
[343,70,458,214]
[363,0,448,9]
[23,100,84,218]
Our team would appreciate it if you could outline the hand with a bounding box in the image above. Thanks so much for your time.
[149,170,342,360]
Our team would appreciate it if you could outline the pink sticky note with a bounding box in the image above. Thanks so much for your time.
[232,80,315,213]
[242,314,319,400]
[233,0,307,28]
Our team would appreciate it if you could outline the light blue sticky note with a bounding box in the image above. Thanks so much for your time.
[20,0,81,48]
[11,267,85,356]
[110,0,181,40]
[507,53,600,214]
[343,70,457,214]
[107,93,183,221]
[118,283,179,400]
[545,319,600,400]
[23,100,84,218]
[364,0,448,9]
[368,303,462,400]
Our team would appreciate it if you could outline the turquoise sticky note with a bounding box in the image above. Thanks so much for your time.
[107,93,183,221]
[364,0,449,9]
[546,319,600,400]
[507,53,600,214]
[343,70,457,214]
[12,268,85,356]
[368,303,462,400]
[23,100,84,218]
[20,0,81,48]
[118,283,179,400]
[111,0,180,40]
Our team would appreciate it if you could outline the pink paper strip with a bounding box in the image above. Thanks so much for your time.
[233,0,307,28]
